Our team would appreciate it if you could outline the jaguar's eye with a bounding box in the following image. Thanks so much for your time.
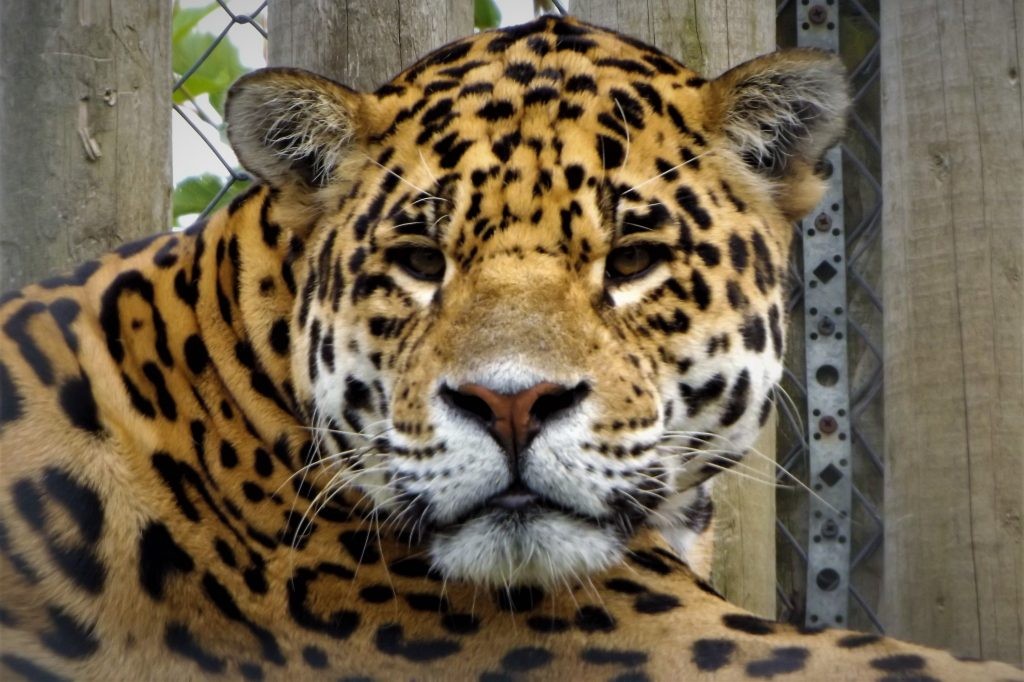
[605,244,667,283]
[390,246,446,282]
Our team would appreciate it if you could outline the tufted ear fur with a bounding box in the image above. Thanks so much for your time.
[225,68,365,190]
[708,49,849,218]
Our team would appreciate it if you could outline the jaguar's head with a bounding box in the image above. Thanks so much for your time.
[226,18,847,588]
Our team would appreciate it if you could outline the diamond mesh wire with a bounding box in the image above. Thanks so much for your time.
[172,0,885,631]
[173,0,267,219]
[775,0,884,633]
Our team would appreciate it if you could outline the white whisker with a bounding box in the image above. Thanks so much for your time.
[613,97,631,167]
[624,150,713,195]
[364,154,447,201]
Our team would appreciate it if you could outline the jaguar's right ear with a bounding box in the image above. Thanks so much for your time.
[226,68,366,190]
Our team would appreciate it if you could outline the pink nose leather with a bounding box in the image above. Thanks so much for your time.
[455,382,566,456]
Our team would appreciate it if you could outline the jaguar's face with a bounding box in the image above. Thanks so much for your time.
[226,18,847,587]
[308,148,788,588]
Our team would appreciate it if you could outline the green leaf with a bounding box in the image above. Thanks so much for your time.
[172,1,219,46]
[172,31,247,115]
[474,0,501,29]
[172,173,250,224]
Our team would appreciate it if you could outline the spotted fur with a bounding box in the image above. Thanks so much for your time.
[0,17,1019,681]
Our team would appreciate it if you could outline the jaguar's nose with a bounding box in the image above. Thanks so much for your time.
[441,380,590,462]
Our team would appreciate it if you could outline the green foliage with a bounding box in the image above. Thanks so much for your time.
[172,3,247,115]
[172,2,217,44]
[475,0,501,29]
[171,2,250,226]
[172,174,250,224]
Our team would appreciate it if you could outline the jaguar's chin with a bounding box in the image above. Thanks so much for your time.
[427,510,624,588]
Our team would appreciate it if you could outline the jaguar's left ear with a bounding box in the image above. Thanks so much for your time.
[708,49,849,219]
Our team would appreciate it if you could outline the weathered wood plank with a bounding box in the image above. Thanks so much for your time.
[881,0,1024,665]
[0,0,171,289]
[711,416,779,618]
[268,1,473,89]
[575,0,774,77]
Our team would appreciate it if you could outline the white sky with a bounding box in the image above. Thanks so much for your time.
[173,0,546,221]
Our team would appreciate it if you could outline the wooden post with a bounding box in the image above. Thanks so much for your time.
[0,0,171,290]
[574,1,777,618]
[711,413,778,618]
[881,1,1023,666]
[268,1,473,89]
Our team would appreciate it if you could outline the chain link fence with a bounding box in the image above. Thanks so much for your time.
[173,0,267,225]
[174,0,885,633]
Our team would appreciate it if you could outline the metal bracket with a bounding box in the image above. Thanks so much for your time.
[797,0,853,629]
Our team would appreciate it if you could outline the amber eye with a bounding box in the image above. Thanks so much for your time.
[605,244,666,283]
[389,247,446,282]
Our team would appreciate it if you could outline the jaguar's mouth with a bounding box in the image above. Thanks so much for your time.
[486,482,541,512]
[425,502,629,588]
[410,474,656,586]
[440,481,609,531]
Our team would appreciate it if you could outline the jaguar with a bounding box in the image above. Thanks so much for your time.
[1,15,1019,681]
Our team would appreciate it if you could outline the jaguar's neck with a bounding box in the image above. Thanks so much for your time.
[191,185,309,427]
[185,186,350,521]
